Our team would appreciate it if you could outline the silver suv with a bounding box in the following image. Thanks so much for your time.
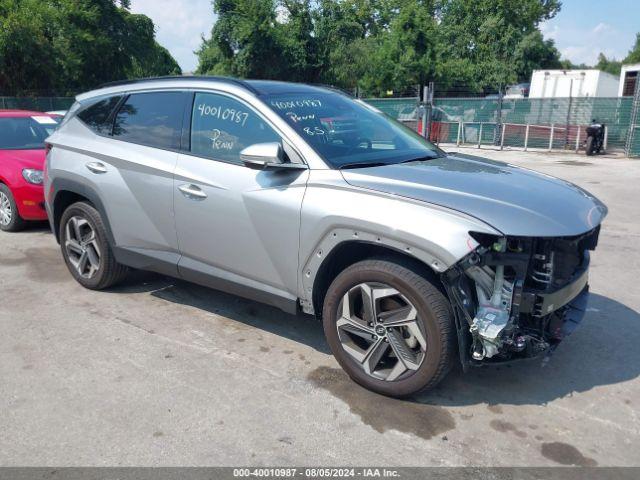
[45,77,607,397]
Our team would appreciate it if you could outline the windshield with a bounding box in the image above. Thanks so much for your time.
[262,92,443,168]
[0,116,58,150]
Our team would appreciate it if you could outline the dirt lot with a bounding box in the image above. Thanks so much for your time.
[1,147,639,466]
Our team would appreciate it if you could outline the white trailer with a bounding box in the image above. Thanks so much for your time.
[529,69,620,98]
[619,63,640,97]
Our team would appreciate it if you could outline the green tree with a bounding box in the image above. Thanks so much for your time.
[360,0,437,95]
[595,53,622,76]
[0,0,180,95]
[435,0,561,90]
[196,0,565,96]
[623,33,640,64]
[196,0,286,78]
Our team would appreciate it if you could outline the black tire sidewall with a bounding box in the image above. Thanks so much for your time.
[59,202,110,289]
[322,260,451,397]
[585,136,594,156]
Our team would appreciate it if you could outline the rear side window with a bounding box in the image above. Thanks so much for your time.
[77,96,123,134]
[112,92,185,149]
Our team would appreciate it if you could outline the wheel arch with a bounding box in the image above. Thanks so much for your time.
[307,237,447,318]
[50,178,114,245]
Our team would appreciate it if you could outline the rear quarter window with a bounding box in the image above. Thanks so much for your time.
[77,96,123,135]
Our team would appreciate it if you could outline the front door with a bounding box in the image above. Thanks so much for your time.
[174,92,309,310]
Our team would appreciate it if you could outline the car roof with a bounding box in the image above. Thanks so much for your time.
[244,80,335,96]
[0,109,53,118]
[79,76,338,102]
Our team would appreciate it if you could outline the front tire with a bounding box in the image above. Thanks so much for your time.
[0,184,27,232]
[59,201,128,289]
[322,258,455,397]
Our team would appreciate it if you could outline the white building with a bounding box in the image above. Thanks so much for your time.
[619,63,640,97]
[529,69,620,98]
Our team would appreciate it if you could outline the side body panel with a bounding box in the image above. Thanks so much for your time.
[46,118,180,271]
[298,170,500,314]
[174,153,309,309]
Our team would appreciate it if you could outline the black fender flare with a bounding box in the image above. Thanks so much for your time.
[50,177,115,246]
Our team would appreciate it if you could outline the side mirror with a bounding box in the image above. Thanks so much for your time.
[240,143,307,171]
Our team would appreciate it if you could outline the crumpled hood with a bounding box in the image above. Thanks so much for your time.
[341,153,607,237]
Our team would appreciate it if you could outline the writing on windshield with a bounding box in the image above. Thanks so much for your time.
[263,92,440,169]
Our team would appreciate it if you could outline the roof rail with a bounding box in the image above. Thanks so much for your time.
[97,75,259,94]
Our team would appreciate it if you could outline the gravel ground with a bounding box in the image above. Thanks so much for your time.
[1,147,639,466]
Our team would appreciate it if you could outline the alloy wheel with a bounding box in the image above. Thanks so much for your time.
[336,282,427,382]
[64,216,101,279]
[0,191,12,226]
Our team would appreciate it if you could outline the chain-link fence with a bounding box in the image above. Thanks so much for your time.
[0,96,74,111]
[428,96,634,152]
[365,97,421,132]
[626,80,640,158]
[364,93,640,157]
[2,92,639,156]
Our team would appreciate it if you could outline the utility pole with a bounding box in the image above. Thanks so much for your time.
[564,79,574,149]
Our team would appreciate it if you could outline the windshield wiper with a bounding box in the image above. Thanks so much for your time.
[338,162,389,170]
[398,153,442,164]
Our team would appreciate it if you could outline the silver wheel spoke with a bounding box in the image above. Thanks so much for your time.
[378,304,417,327]
[65,239,83,255]
[362,337,389,374]
[64,215,101,280]
[77,251,89,275]
[336,281,426,382]
[386,359,409,382]
[387,329,421,371]
[0,192,11,225]
[72,218,83,242]
[86,245,100,270]
[406,322,427,351]
[336,315,374,339]
[359,283,376,323]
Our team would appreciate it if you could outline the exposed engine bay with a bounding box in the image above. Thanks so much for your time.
[442,227,600,366]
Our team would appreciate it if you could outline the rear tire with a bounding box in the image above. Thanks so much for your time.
[585,136,594,156]
[322,258,455,397]
[59,201,128,289]
[0,184,27,232]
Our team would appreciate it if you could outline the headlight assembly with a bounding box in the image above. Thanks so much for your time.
[22,169,44,185]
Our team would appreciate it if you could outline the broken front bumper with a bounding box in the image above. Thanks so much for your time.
[548,284,590,347]
[519,252,590,318]
[444,241,595,368]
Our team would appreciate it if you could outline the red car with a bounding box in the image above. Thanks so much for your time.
[0,110,60,231]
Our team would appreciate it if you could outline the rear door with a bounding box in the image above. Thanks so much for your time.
[174,91,309,310]
[77,91,189,272]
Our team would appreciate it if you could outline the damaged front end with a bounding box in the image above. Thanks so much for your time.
[442,227,600,367]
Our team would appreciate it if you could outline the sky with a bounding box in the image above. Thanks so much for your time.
[540,0,639,66]
[129,0,639,73]
[129,0,215,73]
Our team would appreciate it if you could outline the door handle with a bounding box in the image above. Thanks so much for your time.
[86,162,107,174]
[178,184,208,200]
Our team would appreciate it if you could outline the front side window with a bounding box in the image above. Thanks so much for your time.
[262,92,443,168]
[0,117,57,150]
[190,92,281,164]
[112,92,185,149]
[77,96,123,134]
